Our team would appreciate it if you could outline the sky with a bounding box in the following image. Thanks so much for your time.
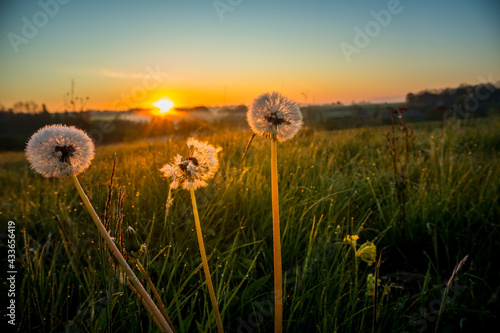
[1,0,499,111]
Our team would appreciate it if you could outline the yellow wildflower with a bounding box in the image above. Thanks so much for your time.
[356,241,377,266]
[344,234,359,248]
[366,273,381,297]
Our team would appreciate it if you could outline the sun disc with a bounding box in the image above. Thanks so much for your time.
[153,99,175,113]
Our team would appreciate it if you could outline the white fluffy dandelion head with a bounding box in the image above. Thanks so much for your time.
[160,138,222,190]
[26,124,95,178]
[247,92,303,142]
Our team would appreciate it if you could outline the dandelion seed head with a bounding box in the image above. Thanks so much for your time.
[247,92,303,142]
[26,124,95,178]
[160,138,222,190]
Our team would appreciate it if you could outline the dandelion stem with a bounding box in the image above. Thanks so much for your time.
[271,139,283,333]
[71,174,173,333]
[189,188,224,333]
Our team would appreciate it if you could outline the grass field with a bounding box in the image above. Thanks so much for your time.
[1,117,499,332]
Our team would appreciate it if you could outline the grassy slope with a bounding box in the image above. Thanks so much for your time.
[0,117,499,332]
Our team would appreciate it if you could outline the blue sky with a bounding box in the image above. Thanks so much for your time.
[1,0,499,110]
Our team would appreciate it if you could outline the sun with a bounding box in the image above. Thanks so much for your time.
[153,99,175,113]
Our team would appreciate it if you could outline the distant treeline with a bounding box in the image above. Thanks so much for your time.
[1,83,499,151]
[300,82,500,131]
[0,110,179,151]
[406,82,500,118]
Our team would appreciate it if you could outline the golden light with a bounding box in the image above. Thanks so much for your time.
[153,99,175,113]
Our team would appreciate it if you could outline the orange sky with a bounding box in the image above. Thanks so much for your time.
[1,1,499,111]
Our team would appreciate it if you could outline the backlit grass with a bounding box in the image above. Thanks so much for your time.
[1,117,499,332]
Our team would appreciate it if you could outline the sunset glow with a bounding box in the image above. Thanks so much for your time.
[0,1,498,111]
[153,99,175,114]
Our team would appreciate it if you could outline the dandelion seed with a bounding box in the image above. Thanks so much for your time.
[160,138,222,190]
[26,124,94,178]
[160,137,224,332]
[25,125,174,333]
[247,92,303,142]
[246,91,303,332]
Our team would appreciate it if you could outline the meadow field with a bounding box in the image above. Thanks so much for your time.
[1,116,499,332]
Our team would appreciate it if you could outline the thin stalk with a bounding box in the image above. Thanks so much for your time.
[271,139,283,333]
[189,189,224,333]
[237,132,256,169]
[351,257,359,323]
[227,133,256,188]
[146,213,156,246]
[50,210,90,293]
[126,279,162,331]
[71,174,173,333]
[163,186,172,230]
[135,259,176,332]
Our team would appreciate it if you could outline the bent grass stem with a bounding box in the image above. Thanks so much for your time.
[135,259,176,331]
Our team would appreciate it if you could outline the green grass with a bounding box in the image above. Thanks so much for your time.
[1,117,499,332]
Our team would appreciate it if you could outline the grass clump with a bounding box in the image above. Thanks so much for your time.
[0,116,498,332]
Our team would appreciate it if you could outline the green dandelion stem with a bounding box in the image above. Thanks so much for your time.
[71,174,174,333]
[271,139,283,333]
[190,188,224,333]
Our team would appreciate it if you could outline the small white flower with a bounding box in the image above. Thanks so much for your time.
[247,92,303,142]
[160,138,222,190]
[26,124,95,178]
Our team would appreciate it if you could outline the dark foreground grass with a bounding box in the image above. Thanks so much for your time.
[1,117,499,332]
